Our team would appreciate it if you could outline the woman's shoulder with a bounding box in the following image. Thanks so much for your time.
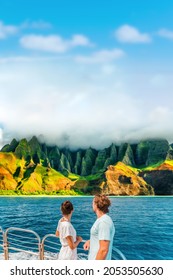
[59,220,72,228]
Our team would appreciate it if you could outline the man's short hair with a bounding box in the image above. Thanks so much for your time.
[94,195,111,213]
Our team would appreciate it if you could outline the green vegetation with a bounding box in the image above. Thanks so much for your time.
[0,189,84,196]
[85,172,104,181]
[1,136,173,195]
[67,172,81,180]
[140,160,165,171]
[165,160,173,166]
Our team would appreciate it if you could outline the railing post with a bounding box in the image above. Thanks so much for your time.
[3,232,9,260]
[39,242,44,260]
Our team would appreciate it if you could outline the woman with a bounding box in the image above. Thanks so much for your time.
[55,200,82,260]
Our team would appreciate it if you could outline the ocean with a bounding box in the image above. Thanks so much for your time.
[0,196,173,260]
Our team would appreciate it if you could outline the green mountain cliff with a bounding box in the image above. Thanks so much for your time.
[0,137,173,195]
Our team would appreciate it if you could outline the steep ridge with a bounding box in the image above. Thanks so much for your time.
[0,136,173,195]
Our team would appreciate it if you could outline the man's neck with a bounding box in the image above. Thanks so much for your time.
[96,210,105,219]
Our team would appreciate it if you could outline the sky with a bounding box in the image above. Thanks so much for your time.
[0,0,173,149]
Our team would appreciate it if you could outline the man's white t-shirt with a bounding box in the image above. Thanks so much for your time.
[88,214,115,260]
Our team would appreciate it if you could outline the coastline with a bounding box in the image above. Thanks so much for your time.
[0,195,173,198]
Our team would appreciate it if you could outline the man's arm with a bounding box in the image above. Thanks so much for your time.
[83,240,90,250]
[95,240,110,260]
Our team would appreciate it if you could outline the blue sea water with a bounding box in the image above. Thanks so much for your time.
[0,196,173,260]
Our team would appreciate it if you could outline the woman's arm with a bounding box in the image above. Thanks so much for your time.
[55,230,59,237]
[66,235,82,250]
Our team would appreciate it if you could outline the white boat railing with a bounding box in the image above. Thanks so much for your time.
[41,233,60,260]
[3,227,41,260]
[112,247,126,260]
[0,227,4,258]
[0,227,126,260]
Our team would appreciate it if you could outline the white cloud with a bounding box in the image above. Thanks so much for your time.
[0,55,66,65]
[115,24,151,43]
[0,21,18,39]
[20,20,52,30]
[1,57,173,149]
[20,35,68,52]
[149,106,171,122]
[158,28,173,40]
[0,20,52,41]
[75,49,125,64]
[20,34,93,53]
[0,127,3,144]
[70,34,93,47]
[0,58,137,148]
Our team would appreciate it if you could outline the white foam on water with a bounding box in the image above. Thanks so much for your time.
[0,252,88,260]
[0,252,39,260]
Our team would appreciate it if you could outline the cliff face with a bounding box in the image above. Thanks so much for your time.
[0,136,173,195]
[140,162,173,195]
[0,165,17,190]
[140,170,173,195]
[103,162,154,195]
[2,137,172,174]
[0,153,18,190]
[135,139,170,166]
[0,151,74,194]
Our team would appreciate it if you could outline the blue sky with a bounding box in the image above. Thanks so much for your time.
[0,0,173,148]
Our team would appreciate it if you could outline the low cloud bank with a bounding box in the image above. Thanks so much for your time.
[0,58,173,149]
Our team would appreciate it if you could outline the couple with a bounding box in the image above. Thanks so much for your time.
[55,195,115,260]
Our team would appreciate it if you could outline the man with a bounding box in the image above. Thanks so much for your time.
[83,194,115,260]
